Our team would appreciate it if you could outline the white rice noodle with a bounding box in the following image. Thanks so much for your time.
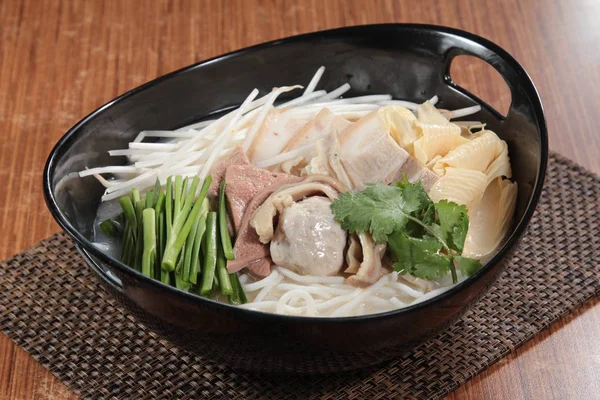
[392,281,425,299]
[242,270,281,292]
[254,275,284,302]
[361,296,393,307]
[376,287,399,297]
[312,283,356,296]
[276,283,336,299]
[276,289,316,316]
[410,285,455,306]
[329,277,388,317]
[429,95,439,105]
[390,297,406,308]
[312,289,362,312]
[238,265,463,317]
[275,266,345,284]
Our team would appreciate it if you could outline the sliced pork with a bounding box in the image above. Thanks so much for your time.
[339,110,411,187]
[246,108,306,164]
[208,145,250,200]
[283,108,352,152]
[225,164,299,234]
[226,174,302,276]
[389,156,439,191]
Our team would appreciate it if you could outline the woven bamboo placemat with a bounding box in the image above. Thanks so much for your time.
[1,152,599,399]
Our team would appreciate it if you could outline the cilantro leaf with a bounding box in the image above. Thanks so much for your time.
[413,254,453,280]
[330,180,483,284]
[331,183,433,243]
[388,232,441,272]
[388,232,452,279]
[454,256,483,276]
[434,200,469,252]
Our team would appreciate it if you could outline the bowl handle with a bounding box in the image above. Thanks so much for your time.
[76,244,125,293]
[441,43,542,123]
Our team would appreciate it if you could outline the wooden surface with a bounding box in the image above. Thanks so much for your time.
[1,0,599,399]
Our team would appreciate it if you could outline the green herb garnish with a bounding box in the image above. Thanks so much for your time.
[331,177,482,283]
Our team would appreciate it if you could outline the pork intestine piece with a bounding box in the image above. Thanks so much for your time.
[302,132,354,191]
[250,175,342,244]
[346,233,387,288]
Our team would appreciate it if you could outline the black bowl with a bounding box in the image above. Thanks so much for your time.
[43,24,547,373]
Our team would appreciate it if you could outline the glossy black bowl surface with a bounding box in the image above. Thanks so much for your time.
[44,24,547,373]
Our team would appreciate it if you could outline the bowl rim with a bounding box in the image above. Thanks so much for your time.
[43,23,548,324]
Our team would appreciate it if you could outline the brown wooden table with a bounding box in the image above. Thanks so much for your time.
[1,1,599,398]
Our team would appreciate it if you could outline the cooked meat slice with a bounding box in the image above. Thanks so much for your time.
[334,110,439,189]
[226,175,302,276]
[270,197,346,276]
[245,257,272,278]
[246,108,306,163]
[389,155,440,191]
[224,164,299,234]
[338,110,412,187]
[283,108,352,152]
[208,145,250,200]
